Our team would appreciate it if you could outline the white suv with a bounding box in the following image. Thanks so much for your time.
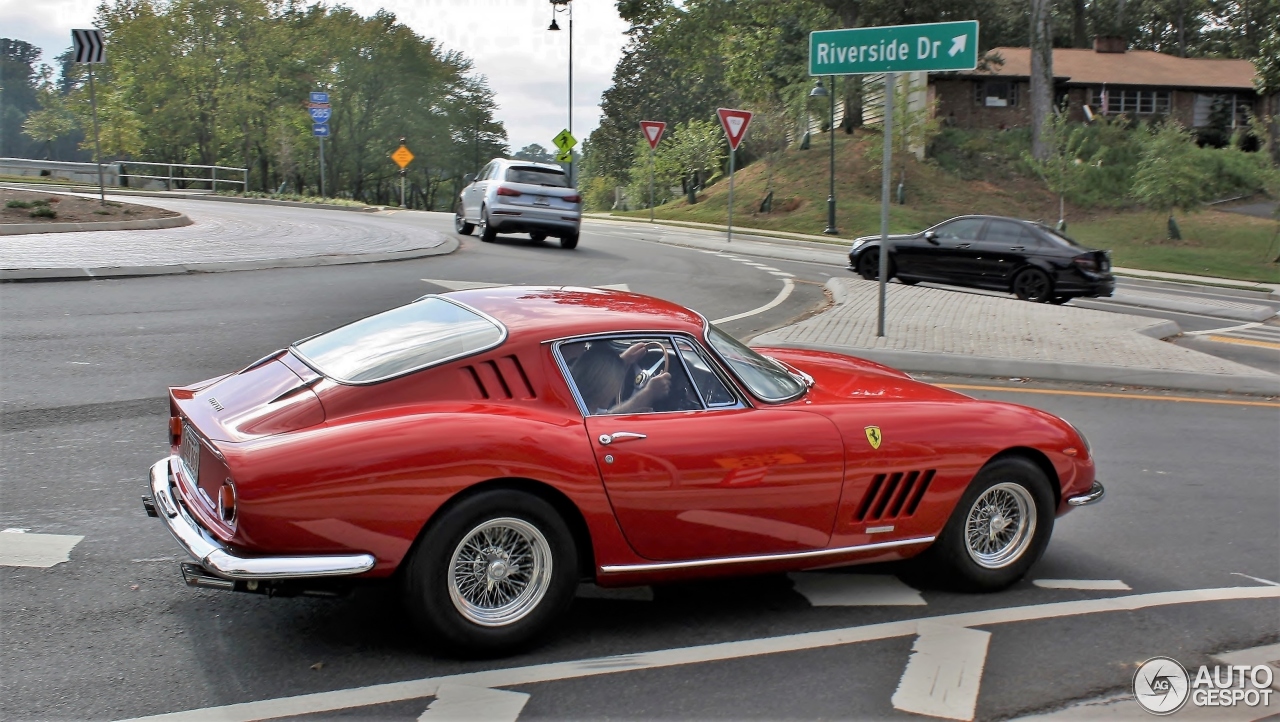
[455,159,582,249]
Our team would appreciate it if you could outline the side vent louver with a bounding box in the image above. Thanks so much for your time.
[855,469,935,522]
[459,355,536,401]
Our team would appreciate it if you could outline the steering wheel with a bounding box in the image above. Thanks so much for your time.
[632,342,669,390]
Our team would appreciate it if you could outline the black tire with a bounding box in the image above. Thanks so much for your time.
[915,456,1055,592]
[559,233,579,250]
[1012,268,1053,302]
[1049,296,1071,305]
[529,232,547,242]
[478,206,497,243]
[855,247,893,281]
[898,278,919,286]
[454,203,474,235]
[403,489,578,656]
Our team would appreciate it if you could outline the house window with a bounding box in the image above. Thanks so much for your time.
[1088,88,1170,115]
[1193,93,1252,128]
[975,81,1018,107]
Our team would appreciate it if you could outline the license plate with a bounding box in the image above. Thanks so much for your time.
[179,424,200,482]
[534,196,550,206]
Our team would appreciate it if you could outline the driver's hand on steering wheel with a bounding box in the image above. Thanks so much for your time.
[620,342,650,366]
[633,371,671,405]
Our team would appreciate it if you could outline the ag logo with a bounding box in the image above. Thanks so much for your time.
[864,426,882,450]
[1133,656,1190,715]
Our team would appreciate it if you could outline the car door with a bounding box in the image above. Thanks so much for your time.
[464,162,492,219]
[973,219,1041,287]
[915,217,988,283]
[559,335,845,562]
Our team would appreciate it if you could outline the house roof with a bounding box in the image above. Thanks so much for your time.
[962,48,1258,91]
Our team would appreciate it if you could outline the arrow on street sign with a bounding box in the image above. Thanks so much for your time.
[312,123,330,137]
[391,145,414,169]
[809,20,979,75]
[71,29,105,64]
[555,149,573,163]
[640,121,666,150]
[308,107,331,123]
[717,108,753,151]
[552,129,577,152]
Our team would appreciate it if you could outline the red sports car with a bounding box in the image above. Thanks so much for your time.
[144,286,1103,654]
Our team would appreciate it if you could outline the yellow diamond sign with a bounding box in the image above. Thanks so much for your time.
[391,145,414,169]
[552,129,577,152]
[555,149,573,163]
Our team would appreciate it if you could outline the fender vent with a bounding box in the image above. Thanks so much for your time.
[855,469,935,522]
[459,355,536,401]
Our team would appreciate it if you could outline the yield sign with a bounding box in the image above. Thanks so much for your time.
[640,121,666,150]
[717,108,753,151]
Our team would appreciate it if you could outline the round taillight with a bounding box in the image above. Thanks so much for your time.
[217,480,237,524]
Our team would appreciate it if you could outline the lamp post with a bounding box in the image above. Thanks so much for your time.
[810,77,838,235]
[548,0,573,184]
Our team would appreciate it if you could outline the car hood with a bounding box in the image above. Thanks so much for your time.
[849,233,915,246]
[754,347,969,402]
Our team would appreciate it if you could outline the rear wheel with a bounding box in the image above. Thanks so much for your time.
[478,206,497,243]
[454,203,474,235]
[403,489,578,656]
[1012,268,1053,302]
[856,248,893,281]
[560,233,579,250]
[1049,296,1071,305]
[916,456,1055,591]
[529,232,547,242]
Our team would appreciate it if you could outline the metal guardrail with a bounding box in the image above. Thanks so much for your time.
[0,157,248,193]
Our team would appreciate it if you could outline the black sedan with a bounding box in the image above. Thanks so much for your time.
[847,215,1115,303]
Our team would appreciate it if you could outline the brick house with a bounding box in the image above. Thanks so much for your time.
[932,39,1268,132]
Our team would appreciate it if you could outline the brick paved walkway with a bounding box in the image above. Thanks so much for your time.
[755,279,1276,379]
[0,195,447,269]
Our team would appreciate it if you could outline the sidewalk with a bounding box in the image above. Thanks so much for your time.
[751,278,1279,395]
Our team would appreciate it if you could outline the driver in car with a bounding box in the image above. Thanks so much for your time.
[571,342,672,415]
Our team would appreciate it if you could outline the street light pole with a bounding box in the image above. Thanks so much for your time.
[549,0,573,184]
[825,74,837,235]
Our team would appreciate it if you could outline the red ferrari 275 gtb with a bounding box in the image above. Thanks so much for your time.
[144,286,1103,654]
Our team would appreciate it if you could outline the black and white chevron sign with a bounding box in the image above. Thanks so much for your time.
[71,29,105,64]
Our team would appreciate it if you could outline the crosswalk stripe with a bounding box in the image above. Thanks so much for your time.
[418,685,528,722]
[1033,579,1131,591]
[790,573,926,606]
[892,623,991,721]
[0,531,84,568]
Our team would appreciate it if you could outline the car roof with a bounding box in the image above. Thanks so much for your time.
[441,286,706,342]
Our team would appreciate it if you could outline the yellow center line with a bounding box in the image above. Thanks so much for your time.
[940,384,1280,408]
[1207,335,1280,350]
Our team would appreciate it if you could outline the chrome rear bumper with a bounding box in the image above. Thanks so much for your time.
[146,457,376,581]
[1066,480,1105,506]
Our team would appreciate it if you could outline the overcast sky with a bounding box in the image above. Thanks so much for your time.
[0,0,630,153]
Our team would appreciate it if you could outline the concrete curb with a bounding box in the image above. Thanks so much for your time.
[0,182,381,213]
[0,214,192,236]
[0,237,459,282]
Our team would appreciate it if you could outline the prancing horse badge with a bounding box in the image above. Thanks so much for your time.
[864,426,882,449]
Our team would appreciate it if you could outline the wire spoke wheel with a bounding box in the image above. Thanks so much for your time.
[447,517,552,627]
[963,482,1037,569]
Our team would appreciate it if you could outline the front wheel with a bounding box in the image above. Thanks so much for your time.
[856,248,893,281]
[403,489,578,656]
[916,456,1054,592]
[454,203,474,235]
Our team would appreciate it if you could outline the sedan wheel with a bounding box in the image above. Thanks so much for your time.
[914,456,1054,591]
[454,204,474,235]
[1012,268,1053,302]
[856,248,892,281]
[404,489,577,656]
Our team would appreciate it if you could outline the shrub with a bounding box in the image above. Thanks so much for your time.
[5,200,32,209]
[30,199,50,207]
[29,206,57,218]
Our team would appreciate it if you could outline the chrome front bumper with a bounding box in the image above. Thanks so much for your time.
[1066,480,1105,506]
[145,457,376,581]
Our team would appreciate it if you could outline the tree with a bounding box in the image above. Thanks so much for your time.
[1029,0,1054,161]
[22,66,77,159]
[863,74,941,202]
[652,119,725,204]
[1023,111,1088,228]
[0,38,43,157]
[1254,15,1280,164]
[514,144,555,163]
[1131,122,1213,239]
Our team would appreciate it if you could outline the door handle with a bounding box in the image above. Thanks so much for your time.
[1010,246,1025,251]
[955,243,971,249]
[599,431,647,445]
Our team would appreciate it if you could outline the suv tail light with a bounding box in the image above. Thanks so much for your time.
[563,194,582,203]
[1072,253,1099,272]
[496,186,521,197]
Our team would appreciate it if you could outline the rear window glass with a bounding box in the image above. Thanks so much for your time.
[292,297,506,384]
[505,167,569,187]
[1035,224,1089,249]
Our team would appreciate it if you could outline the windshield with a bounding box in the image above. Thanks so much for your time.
[705,324,806,402]
[505,167,569,187]
[292,297,505,384]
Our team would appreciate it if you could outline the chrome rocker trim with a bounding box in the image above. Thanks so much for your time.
[1066,480,1105,507]
[147,457,376,580]
[599,535,935,574]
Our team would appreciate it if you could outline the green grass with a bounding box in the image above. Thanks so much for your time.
[219,190,370,207]
[612,130,1280,283]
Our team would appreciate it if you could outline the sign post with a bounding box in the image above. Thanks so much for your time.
[391,139,414,208]
[717,108,753,243]
[809,20,978,337]
[640,121,665,223]
[71,29,106,205]
[309,92,330,197]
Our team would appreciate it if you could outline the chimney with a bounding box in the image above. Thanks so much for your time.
[1093,36,1126,53]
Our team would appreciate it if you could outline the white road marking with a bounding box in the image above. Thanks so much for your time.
[0,531,84,568]
[712,278,795,324]
[789,573,926,606]
[417,684,529,722]
[1183,321,1263,336]
[892,622,991,721]
[594,283,631,292]
[1033,579,1131,591]
[119,585,1280,722]
[420,280,629,292]
[576,583,654,601]
[1215,642,1280,689]
[1232,572,1280,586]
[769,271,794,277]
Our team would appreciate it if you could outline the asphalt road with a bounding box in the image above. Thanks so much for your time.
[1,210,1277,722]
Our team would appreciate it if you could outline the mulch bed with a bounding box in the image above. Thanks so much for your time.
[1,189,179,224]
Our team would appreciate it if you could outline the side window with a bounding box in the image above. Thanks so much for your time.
[478,163,495,181]
[673,338,738,407]
[984,220,1037,245]
[559,337,703,416]
[933,218,985,240]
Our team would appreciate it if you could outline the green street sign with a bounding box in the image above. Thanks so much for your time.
[809,20,979,75]
[553,129,577,152]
